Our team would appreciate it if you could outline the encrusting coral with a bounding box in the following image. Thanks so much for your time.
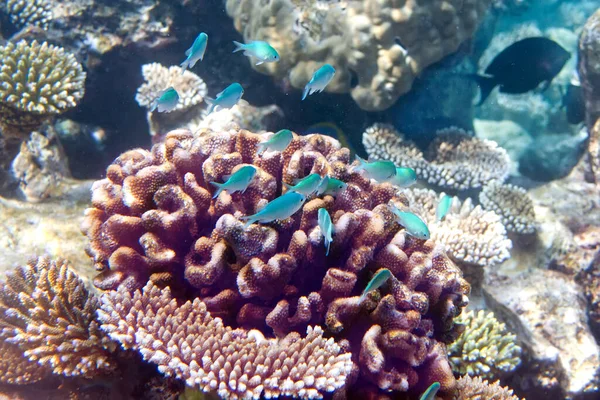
[226,0,491,111]
[0,40,86,138]
[99,281,353,400]
[362,124,510,191]
[5,0,53,30]
[448,310,521,379]
[0,256,115,378]
[479,181,537,235]
[454,375,522,400]
[82,127,470,398]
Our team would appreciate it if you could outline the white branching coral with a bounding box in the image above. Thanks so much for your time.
[5,0,53,29]
[479,180,537,235]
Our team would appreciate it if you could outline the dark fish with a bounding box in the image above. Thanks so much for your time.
[562,82,585,125]
[472,37,570,105]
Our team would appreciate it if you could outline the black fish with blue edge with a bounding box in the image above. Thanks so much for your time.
[472,37,570,105]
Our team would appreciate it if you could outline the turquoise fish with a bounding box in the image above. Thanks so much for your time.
[360,268,392,301]
[180,32,208,73]
[284,173,322,196]
[316,175,347,196]
[207,83,244,114]
[390,204,430,240]
[210,165,257,198]
[354,156,396,182]
[302,64,336,100]
[257,129,294,155]
[150,87,179,113]
[419,382,440,400]
[241,191,306,228]
[436,194,453,222]
[389,167,417,188]
[233,40,280,65]
[318,208,334,256]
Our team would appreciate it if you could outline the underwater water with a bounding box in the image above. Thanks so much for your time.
[1,0,600,399]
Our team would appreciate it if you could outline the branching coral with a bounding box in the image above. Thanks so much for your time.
[363,124,510,191]
[0,40,86,137]
[479,181,537,235]
[82,127,470,397]
[448,310,521,379]
[0,340,49,384]
[0,256,115,378]
[226,0,491,111]
[5,0,53,29]
[99,281,353,400]
[455,375,522,400]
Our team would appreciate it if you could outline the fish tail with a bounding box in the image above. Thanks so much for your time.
[241,216,257,229]
[210,181,223,198]
[469,74,497,105]
[353,155,367,171]
[256,142,266,155]
[206,98,215,115]
[302,84,310,101]
[232,41,245,53]
[180,58,190,74]
[325,237,331,256]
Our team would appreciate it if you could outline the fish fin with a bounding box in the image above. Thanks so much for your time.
[180,58,190,74]
[539,80,551,92]
[256,60,264,65]
[205,97,215,114]
[222,174,232,181]
[232,41,245,53]
[209,181,223,198]
[283,182,293,190]
[256,142,267,155]
[185,48,192,56]
[470,74,497,105]
[302,84,310,100]
[241,216,257,229]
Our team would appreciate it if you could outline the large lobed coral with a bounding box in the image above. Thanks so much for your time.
[82,127,470,398]
[226,0,491,111]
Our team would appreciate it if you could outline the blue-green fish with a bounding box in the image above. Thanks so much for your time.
[302,64,336,100]
[316,175,347,196]
[389,167,417,188]
[354,156,396,182]
[360,268,392,301]
[284,173,322,196]
[419,382,440,400]
[318,208,334,256]
[436,194,453,222]
[210,165,257,198]
[150,87,179,113]
[257,129,294,155]
[233,40,280,65]
[180,32,208,73]
[241,191,307,228]
[207,83,244,114]
[390,204,430,240]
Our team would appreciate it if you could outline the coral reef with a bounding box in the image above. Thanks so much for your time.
[579,8,600,131]
[454,375,522,400]
[362,124,510,191]
[448,310,521,379]
[82,127,470,397]
[5,0,53,29]
[0,256,115,378]
[226,0,491,111]
[479,181,537,235]
[0,41,86,138]
[99,281,352,399]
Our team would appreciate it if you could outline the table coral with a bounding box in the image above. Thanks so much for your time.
[226,0,491,111]
[82,127,470,398]
[454,376,522,400]
[479,181,537,235]
[362,124,510,191]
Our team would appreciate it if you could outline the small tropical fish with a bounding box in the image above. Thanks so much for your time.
[472,37,570,105]
[302,64,336,100]
[233,40,280,65]
[257,129,294,155]
[436,194,453,222]
[150,87,179,113]
[360,268,392,301]
[241,191,307,228]
[316,175,347,196]
[419,382,440,400]
[318,208,334,256]
[389,167,417,188]
[180,32,208,73]
[207,83,244,114]
[390,204,430,240]
[284,173,322,196]
[210,165,257,198]
[354,156,396,182]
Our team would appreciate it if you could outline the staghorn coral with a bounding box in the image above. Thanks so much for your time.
[448,310,521,379]
[99,281,352,400]
[226,0,491,111]
[5,0,53,29]
[0,256,115,378]
[0,340,49,384]
[479,181,537,235]
[454,375,522,400]
[82,127,470,397]
[363,124,510,191]
[403,189,512,270]
[0,40,85,137]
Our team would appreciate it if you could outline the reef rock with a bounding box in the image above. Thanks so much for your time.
[579,8,600,131]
